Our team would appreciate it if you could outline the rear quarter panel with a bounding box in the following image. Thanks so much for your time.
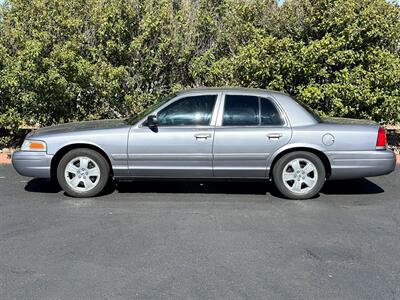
[266,122,386,179]
[290,123,379,152]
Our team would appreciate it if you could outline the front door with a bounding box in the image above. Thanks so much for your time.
[128,94,220,178]
[213,93,292,178]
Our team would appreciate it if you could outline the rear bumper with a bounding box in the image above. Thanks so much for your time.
[327,150,396,180]
[12,151,53,178]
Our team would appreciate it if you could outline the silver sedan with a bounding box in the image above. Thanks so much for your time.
[12,87,396,199]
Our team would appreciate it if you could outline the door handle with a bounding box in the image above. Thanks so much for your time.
[267,133,283,139]
[194,133,212,139]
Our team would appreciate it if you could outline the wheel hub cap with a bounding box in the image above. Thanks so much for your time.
[282,158,318,195]
[64,156,101,192]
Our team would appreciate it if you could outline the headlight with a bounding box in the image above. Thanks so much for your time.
[21,140,47,152]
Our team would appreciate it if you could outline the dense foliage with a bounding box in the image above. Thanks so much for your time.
[0,0,399,144]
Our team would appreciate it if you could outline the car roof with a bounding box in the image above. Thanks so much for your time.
[177,87,289,97]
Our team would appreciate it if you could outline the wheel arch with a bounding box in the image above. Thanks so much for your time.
[50,143,113,180]
[268,146,331,179]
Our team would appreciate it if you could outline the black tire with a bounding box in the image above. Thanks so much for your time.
[57,148,110,198]
[272,151,326,200]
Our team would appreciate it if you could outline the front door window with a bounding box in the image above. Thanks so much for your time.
[157,95,217,126]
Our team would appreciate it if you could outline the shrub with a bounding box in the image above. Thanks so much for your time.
[0,0,399,144]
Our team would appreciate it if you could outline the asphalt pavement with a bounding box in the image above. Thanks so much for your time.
[1,164,400,299]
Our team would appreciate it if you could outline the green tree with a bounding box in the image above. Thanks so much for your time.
[0,0,399,146]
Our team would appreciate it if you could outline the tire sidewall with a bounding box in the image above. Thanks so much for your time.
[57,148,110,198]
[272,151,326,200]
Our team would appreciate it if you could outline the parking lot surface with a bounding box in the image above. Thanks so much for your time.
[1,164,399,299]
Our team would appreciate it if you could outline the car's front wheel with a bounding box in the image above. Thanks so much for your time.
[272,151,326,200]
[57,148,110,197]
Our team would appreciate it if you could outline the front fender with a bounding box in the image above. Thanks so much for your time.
[43,129,130,177]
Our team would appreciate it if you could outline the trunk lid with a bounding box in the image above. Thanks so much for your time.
[322,117,378,126]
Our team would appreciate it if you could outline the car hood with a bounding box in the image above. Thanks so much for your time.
[27,119,129,138]
[322,117,378,126]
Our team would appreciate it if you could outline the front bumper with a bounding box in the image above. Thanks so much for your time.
[328,150,396,180]
[12,151,53,178]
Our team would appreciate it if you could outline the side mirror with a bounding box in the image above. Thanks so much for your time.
[146,115,158,128]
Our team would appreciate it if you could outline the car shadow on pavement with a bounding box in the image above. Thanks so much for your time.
[23,178,276,196]
[24,177,384,197]
[115,180,274,196]
[321,178,384,195]
[115,177,384,197]
[24,178,62,193]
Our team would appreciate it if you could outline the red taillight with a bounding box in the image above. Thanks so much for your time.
[376,127,387,148]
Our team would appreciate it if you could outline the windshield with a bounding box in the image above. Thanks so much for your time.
[127,93,177,124]
[294,98,322,122]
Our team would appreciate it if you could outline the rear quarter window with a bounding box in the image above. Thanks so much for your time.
[260,98,284,126]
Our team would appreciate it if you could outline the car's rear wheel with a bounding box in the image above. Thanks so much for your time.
[272,151,326,200]
[57,148,110,197]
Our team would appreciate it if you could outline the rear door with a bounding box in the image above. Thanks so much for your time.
[212,93,292,178]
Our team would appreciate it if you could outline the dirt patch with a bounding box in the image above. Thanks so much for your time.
[0,153,11,164]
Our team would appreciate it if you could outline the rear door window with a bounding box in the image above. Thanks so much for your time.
[223,95,259,126]
[222,95,283,126]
